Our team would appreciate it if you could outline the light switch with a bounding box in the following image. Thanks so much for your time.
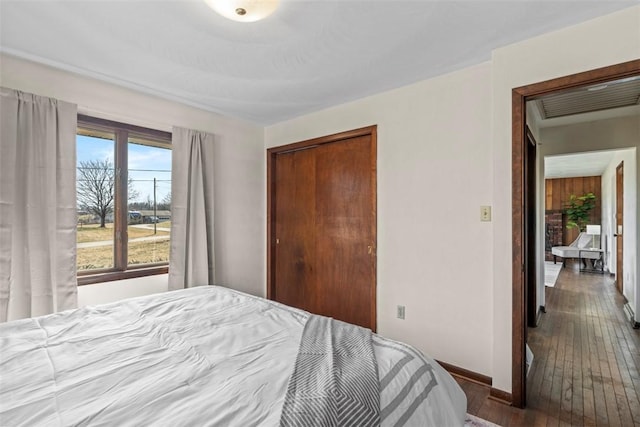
[480,206,492,222]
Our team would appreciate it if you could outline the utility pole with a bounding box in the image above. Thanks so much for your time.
[153,177,157,235]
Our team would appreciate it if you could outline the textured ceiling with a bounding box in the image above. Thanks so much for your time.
[0,1,637,125]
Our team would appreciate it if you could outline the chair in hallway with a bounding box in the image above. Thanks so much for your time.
[551,232,600,268]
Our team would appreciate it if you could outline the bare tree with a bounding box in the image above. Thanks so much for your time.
[129,183,140,202]
[159,191,171,210]
[77,160,140,228]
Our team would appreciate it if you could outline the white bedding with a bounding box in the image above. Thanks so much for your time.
[0,286,465,426]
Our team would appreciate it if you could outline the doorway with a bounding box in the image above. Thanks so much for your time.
[267,126,377,331]
[511,59,640,408]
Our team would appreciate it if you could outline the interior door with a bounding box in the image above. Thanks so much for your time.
[615,161,624,294]
[269,127,377,330]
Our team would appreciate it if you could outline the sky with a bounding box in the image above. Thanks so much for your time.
[77,135,172,205]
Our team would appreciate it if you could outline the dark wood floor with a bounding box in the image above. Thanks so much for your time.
[458,261,640,426]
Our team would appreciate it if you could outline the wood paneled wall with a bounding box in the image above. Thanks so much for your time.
[545,176,601,245]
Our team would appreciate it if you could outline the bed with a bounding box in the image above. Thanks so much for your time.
[0,285,466,426]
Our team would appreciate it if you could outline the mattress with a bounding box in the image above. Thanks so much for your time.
[0,286,466,426]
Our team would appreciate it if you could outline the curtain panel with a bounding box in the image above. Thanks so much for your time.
[0,88,78,322]
[168,127,216,290]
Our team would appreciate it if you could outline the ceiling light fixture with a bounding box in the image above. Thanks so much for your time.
[586,84,609,92]
[203,0,279,22]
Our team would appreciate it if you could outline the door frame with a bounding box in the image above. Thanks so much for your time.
[511,59,640,408]
[266,125,378,329]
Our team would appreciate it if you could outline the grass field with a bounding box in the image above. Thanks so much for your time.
[77,222,171,270]
[77,222,170,243]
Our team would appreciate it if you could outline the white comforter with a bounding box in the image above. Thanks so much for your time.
[0,286,465,426]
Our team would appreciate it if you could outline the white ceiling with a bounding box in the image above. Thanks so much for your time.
[0,1,636,125]
[545,151,615,179]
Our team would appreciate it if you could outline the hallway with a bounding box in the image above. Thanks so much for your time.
[461,261,640,426]
[526,262,640,425]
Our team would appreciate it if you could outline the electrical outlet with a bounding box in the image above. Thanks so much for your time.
[397,305,405,320]
[480,205,492,222]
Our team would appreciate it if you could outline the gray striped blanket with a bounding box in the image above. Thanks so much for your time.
[280,315,445,427]
[280,315,380,427]
[373,336,440,425]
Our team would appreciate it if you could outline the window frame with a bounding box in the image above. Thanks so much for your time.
[77,114,172,285]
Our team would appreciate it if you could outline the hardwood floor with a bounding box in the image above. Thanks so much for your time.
[459,261,640,426]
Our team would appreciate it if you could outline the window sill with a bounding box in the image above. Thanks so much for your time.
[77,265,168,286]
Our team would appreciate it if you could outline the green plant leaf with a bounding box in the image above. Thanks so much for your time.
[563,192,597,231]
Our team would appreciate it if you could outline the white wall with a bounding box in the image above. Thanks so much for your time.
[539,116,638,313]
[0,54,266,301]
[601,149,637,304]
[602,159,617,273]
[266,63,495,376]
[490,5,640,392]
[78,274,169,307]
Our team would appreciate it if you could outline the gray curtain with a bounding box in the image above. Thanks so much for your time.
[0,88,78,322]
[168,127,215,290]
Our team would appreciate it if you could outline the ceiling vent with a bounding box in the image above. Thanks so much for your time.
[536,77,640,119]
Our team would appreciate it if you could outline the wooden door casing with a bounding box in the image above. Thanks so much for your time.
[268,126,377,331]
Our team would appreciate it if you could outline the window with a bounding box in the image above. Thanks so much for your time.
[76,115,172,285]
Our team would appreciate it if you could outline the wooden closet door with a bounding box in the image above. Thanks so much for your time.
[274,148,317,312]
[314,136,374,329]
[269,127,376,331]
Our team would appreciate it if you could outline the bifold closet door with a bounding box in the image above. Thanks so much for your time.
[272,132,376,330]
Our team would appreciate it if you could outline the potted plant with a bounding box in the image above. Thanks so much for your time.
[564,192,596,232]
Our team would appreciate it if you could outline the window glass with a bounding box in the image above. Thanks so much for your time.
[76,134,115,271]
[75,116,172,284]
[127,141,172,266]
